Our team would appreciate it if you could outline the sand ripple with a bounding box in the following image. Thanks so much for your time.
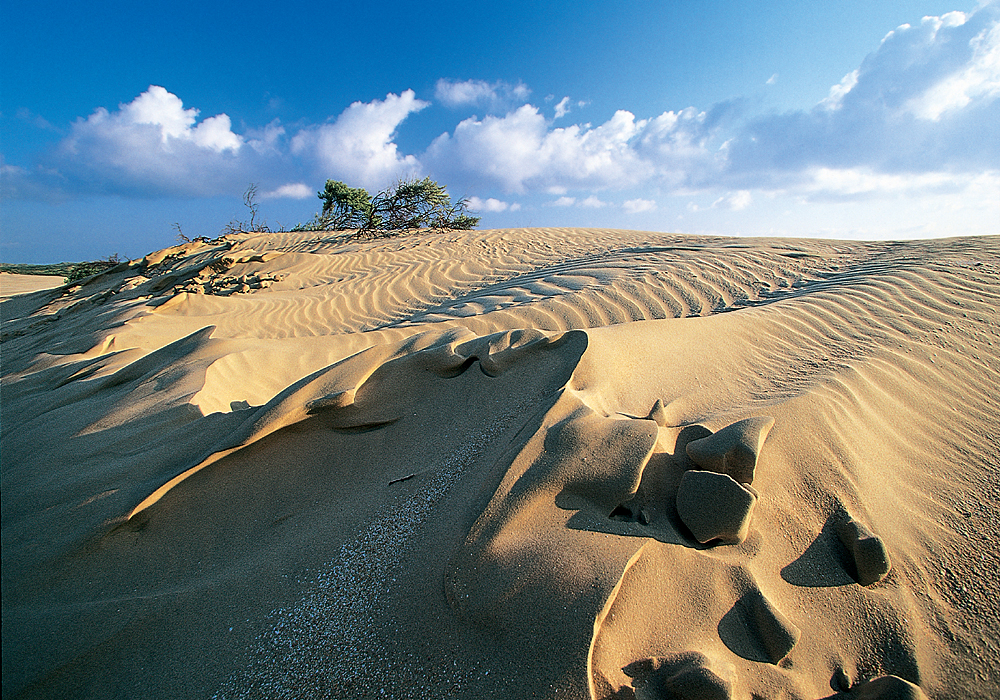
[2,229,998,699]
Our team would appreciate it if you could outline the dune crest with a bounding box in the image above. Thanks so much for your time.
[2,229,998,699]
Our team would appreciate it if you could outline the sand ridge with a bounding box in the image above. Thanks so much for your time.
[2,228,999,699]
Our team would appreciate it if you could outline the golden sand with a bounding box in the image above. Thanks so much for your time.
[2,228,998,699]
[0,273,64,299]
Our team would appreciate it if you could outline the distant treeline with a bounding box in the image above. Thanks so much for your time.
[1,257,122,283]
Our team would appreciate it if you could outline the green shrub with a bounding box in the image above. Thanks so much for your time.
[65,254,122,283]
[313,177,479,237]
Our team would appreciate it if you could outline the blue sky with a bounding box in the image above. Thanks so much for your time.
[2,1,998,262]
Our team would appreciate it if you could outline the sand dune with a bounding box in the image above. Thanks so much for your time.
[2,228,998,699]
[0,273,65,299]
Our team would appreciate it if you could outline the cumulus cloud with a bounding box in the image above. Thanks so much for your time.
[544,194,609,208]
[8,3,998,219]
[579,195,609,208]
[723,4,1000,192]
[623,198,657,213]
[905,13,1000,120]
[9,86,432,200]
[785,167,999,202]
[290,90,427,189]
[262,183,314,200]
[712,190,752,210]
[435,79,530,111]
[467,196,517,212]
[245,121,287,155]
[425,105,709,193]
[48,85,245,196]
[818,70,859,110]
[112,85,241,152]
[425,6,998,205]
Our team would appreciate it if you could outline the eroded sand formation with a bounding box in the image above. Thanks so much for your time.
[2,228,998,699]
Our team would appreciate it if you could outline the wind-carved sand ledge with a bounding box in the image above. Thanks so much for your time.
[2,228,999,699]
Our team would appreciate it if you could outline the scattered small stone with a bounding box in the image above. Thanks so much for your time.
[685,416,774,485]
[626,652,734,700]
[175,272,283,296]
[742,588,800,665]
[832,666,852,692]
[837,517,891,586]
[676,470,757,545]
[854,675,928,700]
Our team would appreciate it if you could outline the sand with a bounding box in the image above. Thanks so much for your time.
[1,228,998,699]
[0,274,65,299]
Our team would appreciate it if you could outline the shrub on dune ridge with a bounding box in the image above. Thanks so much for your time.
[2,179,478,280]
[310,177,480,238]
[64,255,124,283]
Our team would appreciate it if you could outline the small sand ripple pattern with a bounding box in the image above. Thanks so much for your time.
[152,229,866,341]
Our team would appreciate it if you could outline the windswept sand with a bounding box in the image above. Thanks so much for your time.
[0,274,65,299]
[2,228,998,699]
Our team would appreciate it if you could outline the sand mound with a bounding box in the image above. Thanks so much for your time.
[2,228,998,699]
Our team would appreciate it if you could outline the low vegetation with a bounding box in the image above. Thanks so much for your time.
[308,177,479,237]
[221,183,272,235]
[3,178,478,283]
[1,255,123,284]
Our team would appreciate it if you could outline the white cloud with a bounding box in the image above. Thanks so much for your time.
[429,6,998,205]
[554,97,572,119]
[766,73,779,85]
[262,183,314,200]
[245,121,286,155]
[23,86,429,199]
[712,190,752,210]
[623,198,657,213]
[818,70,858,110]
[290,90,428,189]
[49,85,246,196]
[467,196,514,212]
[543,194,609,208]
[117,85,241,152]
[11,3,999,232]
[791,167,999,200]
[906,15,1000,120]
[725,4,1000,187]
[579,195,608,208]
[435,79,531,111]
[426,105,704,193]
[435,79,496,107]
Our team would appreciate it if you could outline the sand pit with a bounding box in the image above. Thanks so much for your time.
[2,228,998,699]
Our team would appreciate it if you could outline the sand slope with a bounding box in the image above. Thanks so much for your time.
[0,274,65,299]
[2,228,998,699]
